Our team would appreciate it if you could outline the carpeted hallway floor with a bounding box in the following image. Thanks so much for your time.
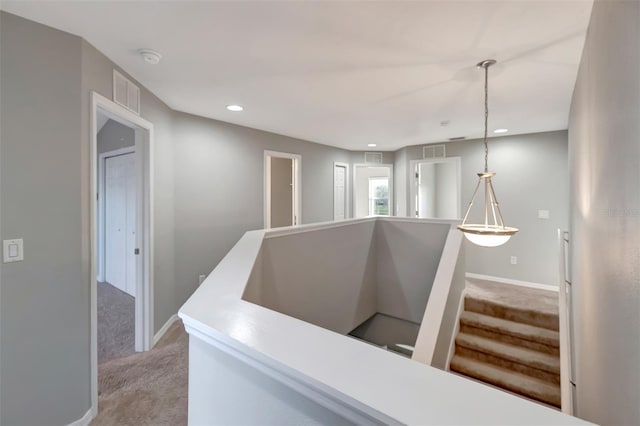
[92,320,188,426]
[98,282,135,363]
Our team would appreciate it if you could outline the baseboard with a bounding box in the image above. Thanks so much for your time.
[153,313,179,347]
[465,273,558,292]
[67,408,93,426]
[445,288,467,371]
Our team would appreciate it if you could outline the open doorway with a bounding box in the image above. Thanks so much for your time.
[96,114,137,364]
[353,164,394,218]
[264,151,301,229]
[409,157,461,219]
[90,92,153,415]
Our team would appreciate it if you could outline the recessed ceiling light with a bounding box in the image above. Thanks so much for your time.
[138,48,162,65]
[226,105,244,112]
[493,128,509,134]
[367,143,377,147]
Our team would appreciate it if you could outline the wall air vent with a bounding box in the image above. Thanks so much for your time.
[423,144,446,159]
[113,70,141,115]
[448,136,466,141]
[364,152,383,164]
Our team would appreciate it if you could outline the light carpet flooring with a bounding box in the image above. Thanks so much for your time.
[450,278,561,408]
[98,282,135,363]
[92,320,188,426]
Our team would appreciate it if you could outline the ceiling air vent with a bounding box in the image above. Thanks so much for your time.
[448,136,466,141]
[113,70,140,115]
[423,144,446,159]
[364,152,383,164]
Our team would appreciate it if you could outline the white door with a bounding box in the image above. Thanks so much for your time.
[334,164,347,220]
[105,153,136,296]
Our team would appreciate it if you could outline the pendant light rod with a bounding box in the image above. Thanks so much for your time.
[478,59,495,173]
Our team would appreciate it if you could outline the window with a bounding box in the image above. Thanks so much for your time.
[369,177,389,216]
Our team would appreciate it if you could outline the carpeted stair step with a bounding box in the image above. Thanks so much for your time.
[459,311,559,355]
[456,332,560,376]
[465,295,559,331]
[450,355,561,408]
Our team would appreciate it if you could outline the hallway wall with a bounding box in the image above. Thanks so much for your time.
[394,131,569,286]
[568,0,640,424]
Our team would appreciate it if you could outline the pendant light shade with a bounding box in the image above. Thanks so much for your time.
[457,60,518,247]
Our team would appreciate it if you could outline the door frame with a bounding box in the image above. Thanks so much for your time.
[90,91,154,417]
[264,150,301,228]
[353,163,394,217]
[409,157,462,219]
[97,146,135,284]
[333,162,350,220]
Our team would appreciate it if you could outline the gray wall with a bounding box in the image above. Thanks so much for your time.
[1,12,355,425]
[395,131,569,285]
[171,112,351,305]
[568,1,640,424]
[0,12,87,425]
[97,119,135,154]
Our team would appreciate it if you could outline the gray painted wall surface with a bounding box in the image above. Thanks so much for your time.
[568,1,640,424]
[375,221,450,324]
[395,131,569,285]
[171,112,351,307]
[245,220,452,333]
[97,119,135,154]
[0,12,88,425]
[249,222,378,334]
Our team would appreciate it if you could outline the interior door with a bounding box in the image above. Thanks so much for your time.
[415,160,459,219]
[270,157,293,228]
[334,164,347,220]
[105,152,136,296]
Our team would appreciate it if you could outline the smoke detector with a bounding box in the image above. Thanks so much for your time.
[138,49,162,65]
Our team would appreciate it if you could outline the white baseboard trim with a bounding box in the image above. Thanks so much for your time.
[466,273,558,292]
[153,313,179,347]
[67,408,93,426]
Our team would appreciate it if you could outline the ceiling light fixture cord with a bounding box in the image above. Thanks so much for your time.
[484,62,489,173]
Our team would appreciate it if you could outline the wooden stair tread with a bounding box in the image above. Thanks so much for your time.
[460,311,559,348]
[450,355,560,408]
[456,332,560,375]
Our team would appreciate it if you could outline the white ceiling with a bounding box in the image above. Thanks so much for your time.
[2,1,593,151]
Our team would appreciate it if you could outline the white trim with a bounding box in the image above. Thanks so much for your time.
[352,163,394,217]
[465,273,558,292]
[183,319,397,426]
[557,229,574,415]
[90,91,154,419]
[97,146,135,283]
[66,408,93,426]
[333,162,350,220]
[413,228,464,365]
[153,314,179,347]
[445,287,468,371]
[263,150,302,229]
[409,157,462,219]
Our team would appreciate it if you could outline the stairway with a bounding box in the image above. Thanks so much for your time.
[450,280,561,408]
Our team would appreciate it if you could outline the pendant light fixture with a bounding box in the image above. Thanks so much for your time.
[457,60,518,247]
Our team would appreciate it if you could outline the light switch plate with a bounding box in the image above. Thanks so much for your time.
[3,239,24,263]
[538,210,550,219]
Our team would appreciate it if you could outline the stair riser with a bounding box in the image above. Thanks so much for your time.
[465,297,559,331]
[455,346,560,385]
[450,359,561,408]
[460,324,559,356]
[456,335,559,375]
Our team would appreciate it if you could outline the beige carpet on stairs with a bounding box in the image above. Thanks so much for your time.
[450,278,561,408]
[92,320,188,426]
